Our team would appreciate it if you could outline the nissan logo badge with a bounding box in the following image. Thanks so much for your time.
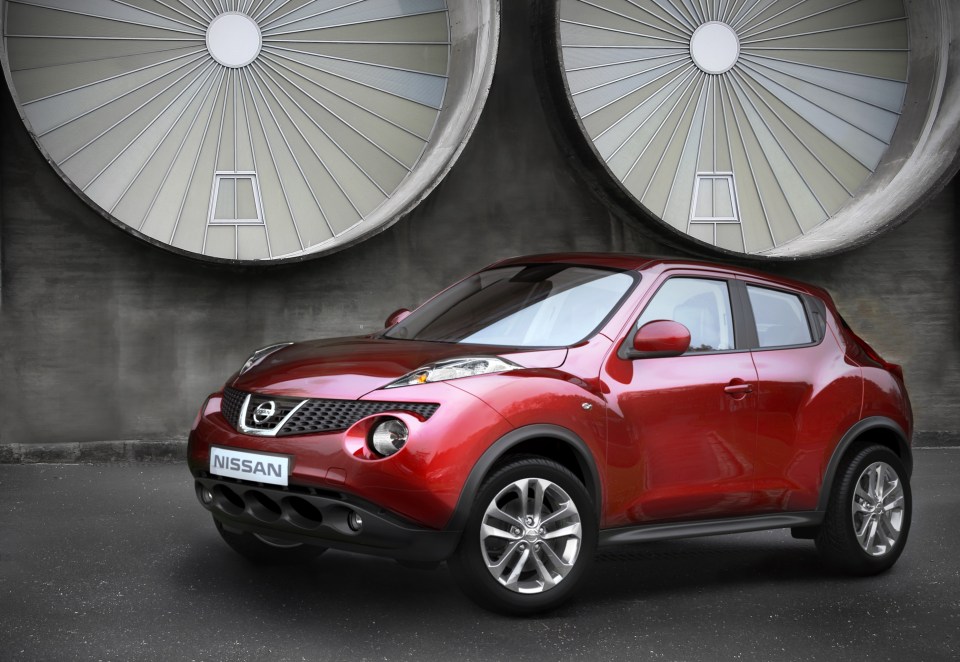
[252,401,276,424]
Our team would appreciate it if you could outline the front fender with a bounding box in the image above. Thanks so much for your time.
[445,424,603,533]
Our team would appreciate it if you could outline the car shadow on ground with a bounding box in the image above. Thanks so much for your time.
[172,528,843,620]
[587,535,835,600]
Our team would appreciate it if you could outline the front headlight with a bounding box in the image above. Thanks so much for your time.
[385,356,520,388]
[238,342,293,375]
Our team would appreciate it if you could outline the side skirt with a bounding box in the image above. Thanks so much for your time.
[598,512,824,547]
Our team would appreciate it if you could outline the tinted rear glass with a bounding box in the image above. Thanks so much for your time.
[747,285,813,348]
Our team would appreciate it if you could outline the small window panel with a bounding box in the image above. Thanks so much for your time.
[747,286,813,348]
[637,278,735,352]
[208,172,264,226]
[690,173,740,223]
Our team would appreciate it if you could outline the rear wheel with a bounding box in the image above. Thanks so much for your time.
[448,457,597,615]
[214,518,326,565]
[815,445,911,575]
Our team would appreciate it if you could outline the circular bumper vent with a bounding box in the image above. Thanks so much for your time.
[1,0,499,262]
[546,0,960,258]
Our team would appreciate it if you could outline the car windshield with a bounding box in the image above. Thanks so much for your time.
[385,264,638,347]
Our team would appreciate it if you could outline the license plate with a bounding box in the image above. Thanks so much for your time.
[210,446,289,486]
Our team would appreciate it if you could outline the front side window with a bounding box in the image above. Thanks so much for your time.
[386,264,637,347]
[747,285,813,348]
[636,278,735,352]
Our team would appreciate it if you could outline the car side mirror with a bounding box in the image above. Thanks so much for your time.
[627,320,691,359]
[384,308,412,328]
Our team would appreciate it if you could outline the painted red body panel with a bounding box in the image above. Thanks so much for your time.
[187,254,912,536]
[603,350,760,525]
[233,337,566,400]
[631,320,691,356]
[749,337,862,512]
[189,382,514,529]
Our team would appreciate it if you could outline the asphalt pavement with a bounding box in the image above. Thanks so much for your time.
[1,450,958,661]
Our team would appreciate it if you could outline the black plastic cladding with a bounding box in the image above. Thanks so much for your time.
[221,388,244,429]
[220,387,439,436]
[280,400,439,435]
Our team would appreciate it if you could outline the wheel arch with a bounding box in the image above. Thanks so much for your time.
[817,416,912,512]
[446,424,602,532]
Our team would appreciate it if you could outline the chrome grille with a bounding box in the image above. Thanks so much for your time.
[244,393,305,431]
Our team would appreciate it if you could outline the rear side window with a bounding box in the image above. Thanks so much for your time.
[747,285,812,348]
[637,278,735,352]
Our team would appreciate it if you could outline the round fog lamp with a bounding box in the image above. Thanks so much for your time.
[370,419,409,457]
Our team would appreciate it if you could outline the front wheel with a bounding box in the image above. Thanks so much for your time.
[448,457,597,615]
[815,445,911,575]
[214,518,326,565]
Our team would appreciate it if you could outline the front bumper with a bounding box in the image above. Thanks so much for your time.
[188,383,514,530]
[194,474,461,562]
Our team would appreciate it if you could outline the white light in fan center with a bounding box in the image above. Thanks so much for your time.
[206,13,262,68]
[690,22,740,75]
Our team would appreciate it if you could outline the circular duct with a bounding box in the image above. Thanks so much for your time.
[544,0,960,258]
[1,0,499,262]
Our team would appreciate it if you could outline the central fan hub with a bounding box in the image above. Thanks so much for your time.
[206,12,262,68]
[690,21,740,75]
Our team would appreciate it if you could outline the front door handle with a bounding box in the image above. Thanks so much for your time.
[724,380,753,396]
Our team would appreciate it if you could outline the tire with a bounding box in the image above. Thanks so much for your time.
[448,457,597,615]
[214,518,326,565]
[815,444,911,575]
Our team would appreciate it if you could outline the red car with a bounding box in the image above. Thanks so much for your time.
[188,254,913,614]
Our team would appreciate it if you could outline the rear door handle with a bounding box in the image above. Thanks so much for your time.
[724,381,753,395]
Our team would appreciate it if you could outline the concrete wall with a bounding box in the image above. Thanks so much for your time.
[1,0,958,447]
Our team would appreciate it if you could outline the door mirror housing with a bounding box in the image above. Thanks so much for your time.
[384,308,412,328]
[627,320,691,359]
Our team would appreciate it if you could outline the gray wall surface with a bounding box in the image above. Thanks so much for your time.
[1,1,958,445]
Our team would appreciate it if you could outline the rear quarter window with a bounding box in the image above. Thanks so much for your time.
[747,285,813,348]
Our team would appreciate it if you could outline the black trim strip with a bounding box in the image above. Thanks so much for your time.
[817,416,912,511]
[805,294,828,342]
[730,279,759,350]
[599,512,824,547]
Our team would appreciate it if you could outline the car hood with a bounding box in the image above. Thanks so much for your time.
[230,336,567,400]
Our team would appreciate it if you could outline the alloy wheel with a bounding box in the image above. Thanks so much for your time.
[851,461,905,557]
[479,477,583,594]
